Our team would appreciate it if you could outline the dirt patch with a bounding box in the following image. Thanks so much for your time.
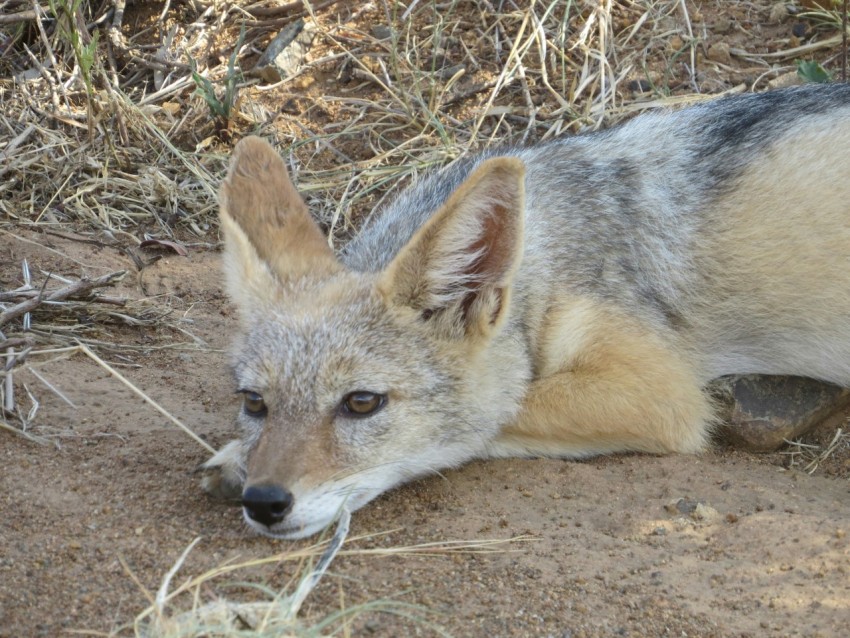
[2,232,850,637]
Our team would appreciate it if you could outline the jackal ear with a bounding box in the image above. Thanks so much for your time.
[378,157,526,339]
[219,137,340,315]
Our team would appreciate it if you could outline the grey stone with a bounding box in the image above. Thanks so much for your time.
[371,25,393,41]
[665,496,700,515]
[250,19,317,83]
[711,375,850,452]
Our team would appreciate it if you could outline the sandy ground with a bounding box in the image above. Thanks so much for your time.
[2,233,850,638]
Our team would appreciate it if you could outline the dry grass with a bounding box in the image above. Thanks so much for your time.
[2,0,847,244]
[2,0,848,635]
[4,1,844,245]
[784,425,850,475]
[110,508,529,638]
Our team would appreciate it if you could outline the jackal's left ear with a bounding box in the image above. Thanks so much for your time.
[219,137,340,321]
[378,157,525,339]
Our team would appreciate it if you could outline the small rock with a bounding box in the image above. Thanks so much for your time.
[371,25,393,41]
[668,35,684,52]
[364,619,381,633]
[706,42,732,65]
[768,71,804,89]
[251,19,317,83]
[769,3,789,22]
[627,79,652,93]
[713,17,733,35]
[692,503,720,523]
[665,497,699,515]
[712,375,850,452]
[161,101,181,117]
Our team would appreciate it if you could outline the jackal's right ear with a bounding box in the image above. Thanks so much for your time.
[219,137,340,319]
[378,157,525,340]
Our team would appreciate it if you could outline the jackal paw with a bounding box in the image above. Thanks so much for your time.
[198,439,245,501]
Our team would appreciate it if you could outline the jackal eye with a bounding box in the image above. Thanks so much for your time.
[240,391,267,418]
[340,391,386,417]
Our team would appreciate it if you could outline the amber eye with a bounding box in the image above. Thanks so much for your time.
[241,391,267,417]
[340,391,386,417]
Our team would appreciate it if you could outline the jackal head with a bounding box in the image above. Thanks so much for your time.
[218,137,527,538]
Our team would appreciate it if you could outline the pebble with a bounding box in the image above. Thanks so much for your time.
[707,42,732,65]
[627,79,652,93]
[371,25,393,41]
[692,503,720,523]
[769,3,788,22]
[665,497,699,515]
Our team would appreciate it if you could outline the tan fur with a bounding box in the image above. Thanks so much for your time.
[220,137,339,283]
[494,298,712,457]
[246,413,340,493]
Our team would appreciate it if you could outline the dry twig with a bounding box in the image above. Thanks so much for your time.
[0,270,127,328]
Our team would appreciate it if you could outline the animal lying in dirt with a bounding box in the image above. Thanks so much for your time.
[202,84,850,539]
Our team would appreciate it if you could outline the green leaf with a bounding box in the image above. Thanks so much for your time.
[795,59,833,84]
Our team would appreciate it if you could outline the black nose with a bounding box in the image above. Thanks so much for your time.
[242,484,293,527]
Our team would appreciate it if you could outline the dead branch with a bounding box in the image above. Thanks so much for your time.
[0,337,35,351]
[0,9,43,25]
[0,271,127,328]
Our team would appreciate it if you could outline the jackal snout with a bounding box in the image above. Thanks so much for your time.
[241,483,294,528]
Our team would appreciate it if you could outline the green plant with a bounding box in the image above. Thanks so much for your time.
[797,0,848,80]
[190,26,245,129]
[796,59,833,83]
[47,0,101,136]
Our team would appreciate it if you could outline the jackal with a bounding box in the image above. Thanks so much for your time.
[203,84,850,539]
